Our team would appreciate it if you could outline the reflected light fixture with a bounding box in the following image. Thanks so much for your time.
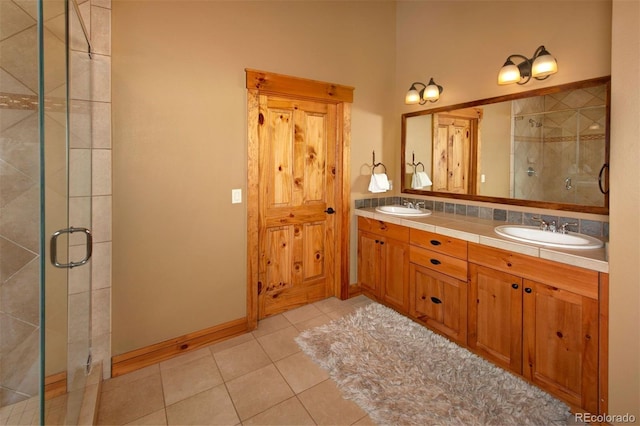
[498,45,558,85]
[405,78,444,104]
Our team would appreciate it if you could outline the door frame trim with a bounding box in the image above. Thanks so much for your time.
[245,69,354,329]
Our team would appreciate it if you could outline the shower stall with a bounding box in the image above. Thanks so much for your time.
[1,0,96,423]
[511,85,608,206]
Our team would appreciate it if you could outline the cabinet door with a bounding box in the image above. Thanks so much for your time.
[523,280,599,413]
[410,263,467,344]
[358,231,381,297]
[381,238,409,313]
[469,263,523,373]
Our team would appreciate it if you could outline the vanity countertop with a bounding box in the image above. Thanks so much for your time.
[355,207,608,273]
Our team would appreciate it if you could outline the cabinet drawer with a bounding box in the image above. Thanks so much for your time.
[358,217,409,242]
[410,228,467,259]
[410,245,467,281]
[468,243,599,299]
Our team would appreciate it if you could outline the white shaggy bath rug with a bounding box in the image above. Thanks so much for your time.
[295,302,572,426]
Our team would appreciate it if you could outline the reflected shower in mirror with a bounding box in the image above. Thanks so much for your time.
[401,77,610,214]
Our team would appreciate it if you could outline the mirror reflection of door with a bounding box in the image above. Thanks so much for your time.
[432,109,480,194]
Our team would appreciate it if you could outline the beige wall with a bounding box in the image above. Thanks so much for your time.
[111,0,396,354]
[610,0,640,421]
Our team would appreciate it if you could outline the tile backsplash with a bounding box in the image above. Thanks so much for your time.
[355,196,609,239]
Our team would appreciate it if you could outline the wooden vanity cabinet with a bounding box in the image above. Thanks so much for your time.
[357,217,410,313]
[409,229,468,345]
[468,243,600,414]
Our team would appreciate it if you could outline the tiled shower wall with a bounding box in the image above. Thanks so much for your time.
[0,0,42,405]
[512,85,607,207]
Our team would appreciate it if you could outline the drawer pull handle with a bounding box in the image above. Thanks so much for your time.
[525,287,533,294]
[430,297,442,304]
[430,258,441,265]
[512,283,519,289]
[430,240,442,246]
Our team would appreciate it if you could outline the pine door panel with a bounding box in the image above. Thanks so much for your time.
[258,96,336,318]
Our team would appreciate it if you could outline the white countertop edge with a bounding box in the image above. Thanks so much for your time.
[478,235,540,257]
[355,208,608,273]
[434,226,481,244]
[540,249,609,273]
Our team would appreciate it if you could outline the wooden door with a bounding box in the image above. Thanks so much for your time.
[432,113,475,194]
[468,263,523,373]
[523,280,599,413]
[410,264,467,344]
[257,95,337,318]
[380,237,409,313]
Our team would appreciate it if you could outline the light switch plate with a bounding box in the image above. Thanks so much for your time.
[231,189,242,204]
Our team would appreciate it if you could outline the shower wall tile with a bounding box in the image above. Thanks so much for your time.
[68,292,91,344]
[70,100,92,148]
[0,322,39,396]
[0,237,36,284]
[91,242,111,290]
[1,258,39,326]
[70,0,91,52]
[0,185,39,254]
[92,149,111,196]
[91,332,111,379]
[69,50,92,101]
[92,0,111,9]
[91,54,111,103]
[68,249,91,295]
[0,161,34,209]
[92,101,111,149]
[69,148,92,197]
[0,0,36,40]
[92,195,112,243]
[0,27,39,93]
[91,5,111,55]
[92,288,110,337]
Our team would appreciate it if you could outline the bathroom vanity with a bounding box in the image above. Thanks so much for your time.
[355,207,608,416]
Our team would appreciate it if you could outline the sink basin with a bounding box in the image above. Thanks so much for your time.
[375,205,432,217]
[494,225,603,249]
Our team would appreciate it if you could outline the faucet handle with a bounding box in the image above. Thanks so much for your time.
[404,201,414,209]
[560,222,579,234]
[415,201,426,210]
[532,217,548,230]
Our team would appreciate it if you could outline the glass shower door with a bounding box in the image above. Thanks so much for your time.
[43,0,94,423]
[0,0,92,423]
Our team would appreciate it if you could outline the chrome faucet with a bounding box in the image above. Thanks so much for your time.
[404,201,415,209]
[548,221,557,233]
[532,217,549,231]
[559,222,578,234]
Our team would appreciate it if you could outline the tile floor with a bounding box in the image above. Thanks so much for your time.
[96,295,376,425]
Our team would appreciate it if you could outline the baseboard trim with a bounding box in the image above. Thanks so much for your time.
[111,317,249,377]
[44,371,67,400]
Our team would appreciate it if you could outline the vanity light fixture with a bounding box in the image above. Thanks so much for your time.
[498,45,558,85]
[405,78,444,104]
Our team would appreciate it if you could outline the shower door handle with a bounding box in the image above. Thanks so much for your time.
[598,163,609,194]
[50,227,93,268]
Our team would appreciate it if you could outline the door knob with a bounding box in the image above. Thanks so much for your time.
[324,207,336,214]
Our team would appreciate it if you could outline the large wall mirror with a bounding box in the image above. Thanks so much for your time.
[401,77,610,215]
